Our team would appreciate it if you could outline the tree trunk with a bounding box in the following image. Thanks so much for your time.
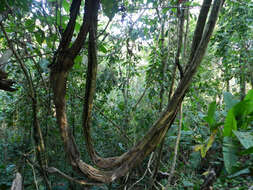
[11,173,22,190]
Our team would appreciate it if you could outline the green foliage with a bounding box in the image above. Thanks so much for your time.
[101,0,118,19]
[223,92,239,111]
[52,182,68,190]
[0,164,16,189]
[0,0,32,13]
[223,109,237,137]
[222,90,253,174]
[223,137,239,174]
[233,131,253,150]
[224,90,253,137]
[0,0,252,189]
[62,0,70,13]
[203,101,217,130]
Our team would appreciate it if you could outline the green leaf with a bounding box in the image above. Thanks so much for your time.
[182,180,194,187]
[223,92,239,111]
[223,137,238,174]
[162,7,170,14]
[118,101,125,111]
[99,44,107,53]
[46,38,52,48]
[228,168,251,178]
[233,131,253,149]
[233,100,253,119]
[244,89,253,101]
[189,151,201,169]
[35,28,45,45]
[56,12,68,29]
[223,109,237,137]
[101,0,118,19]
[203,101,216,129]
[6,164,15,173]
[62,0,70,13]
[25,19,35,32]
[74,55,82,64]
[74,22,81,32]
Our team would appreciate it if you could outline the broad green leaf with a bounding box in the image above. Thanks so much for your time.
[233,100,253,120]
[223,109,237,137]
[223,92,239,111]
[223,90,253,134]
[244,89,253,101]
[203,101,216,129]
[228,168,251,178]
[233,131,253,149]
[223,137,238,174]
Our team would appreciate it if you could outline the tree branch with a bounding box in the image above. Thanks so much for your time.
[58,0,81,51]
[184,0,212,73]
[70,0,99,58]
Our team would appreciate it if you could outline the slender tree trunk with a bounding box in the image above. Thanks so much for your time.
[1,22,51,189]
[152,4,186,188]
[166,103,183,187]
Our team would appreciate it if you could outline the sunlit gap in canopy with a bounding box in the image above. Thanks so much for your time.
[31,0,203,58]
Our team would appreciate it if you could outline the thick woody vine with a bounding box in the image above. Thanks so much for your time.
[48,0,225,184]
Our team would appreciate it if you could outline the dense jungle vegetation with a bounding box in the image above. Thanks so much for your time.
[0,0,252,189]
